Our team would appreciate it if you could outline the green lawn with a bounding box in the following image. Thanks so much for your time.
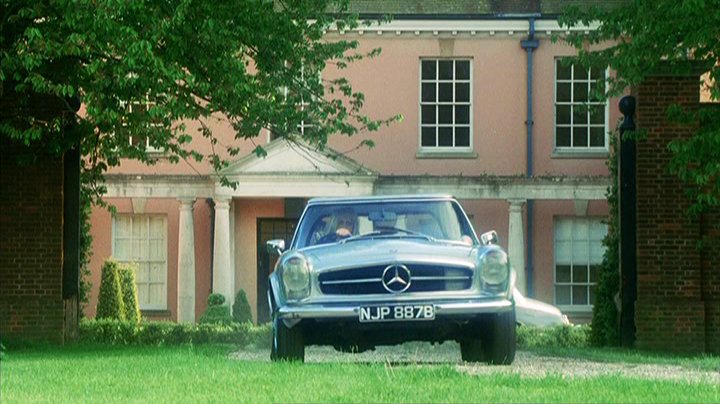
[1,344,718,403]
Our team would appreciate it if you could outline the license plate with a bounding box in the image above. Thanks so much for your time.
[358,304,435,322]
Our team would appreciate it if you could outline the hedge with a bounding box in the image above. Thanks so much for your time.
[79,319,272,348]
[517,324,591,349]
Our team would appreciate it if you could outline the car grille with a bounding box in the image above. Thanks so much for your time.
[318,264,473,295]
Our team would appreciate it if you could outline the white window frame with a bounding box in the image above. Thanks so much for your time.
[553,217,607,312]
[418,58,473,154]
[123,95,164,153]
[553,58,609,153]
[111,214,168,310]
[269,65,321,142]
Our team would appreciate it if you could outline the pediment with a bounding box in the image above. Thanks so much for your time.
[222,139,375,177]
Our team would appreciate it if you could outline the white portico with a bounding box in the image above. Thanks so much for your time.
[102,139,608,322]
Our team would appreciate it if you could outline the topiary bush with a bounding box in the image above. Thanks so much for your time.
[96,260,126,320]
[118,263,141,324]
[199,293,233,325]
[232,289,253,324]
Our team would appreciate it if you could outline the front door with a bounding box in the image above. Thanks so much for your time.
[256,218,297,324]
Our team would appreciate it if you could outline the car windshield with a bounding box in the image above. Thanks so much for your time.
[292,199,477,249]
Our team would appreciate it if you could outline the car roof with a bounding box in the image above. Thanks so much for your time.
[306,194,456,205]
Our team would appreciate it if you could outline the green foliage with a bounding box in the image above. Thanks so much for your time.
[199,306,233,326]
[117,263,141,324]
[0,342,5,361]
[232,289,253,324]
[560,2,720,215]
[79,318,138,345]
[95,260,125,321]
[591,128,620,347]
[207,293,226,307]
[199,293,232,325]
[1,0,400,202]
[516,325,591,349]
[78,319,272,348]
[78,185,93,316]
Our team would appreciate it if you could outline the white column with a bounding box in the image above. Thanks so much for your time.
[508,199,527,294]
[213,197,234,306]
[177,198,196,323]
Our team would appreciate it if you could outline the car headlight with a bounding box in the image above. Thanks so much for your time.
[479,249,510,286]
[281,254,311,300]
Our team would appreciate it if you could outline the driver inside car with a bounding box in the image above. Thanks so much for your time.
[318,209,356,244]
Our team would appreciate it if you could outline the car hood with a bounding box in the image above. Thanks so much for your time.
[300,238,477,271]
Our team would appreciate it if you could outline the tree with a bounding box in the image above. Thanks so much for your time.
[1,0,397,200]
[560,1,720,214]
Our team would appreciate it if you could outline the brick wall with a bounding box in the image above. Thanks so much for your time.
[0,139,65,343]
[635,74,720,353]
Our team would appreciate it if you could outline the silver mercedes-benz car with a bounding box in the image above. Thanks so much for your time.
[266,195,517,364]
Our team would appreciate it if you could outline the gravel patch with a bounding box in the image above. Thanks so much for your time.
[231,343,720,383]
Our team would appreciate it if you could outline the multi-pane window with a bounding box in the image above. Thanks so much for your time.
[554,59,608,150]
[124,98,163,152]
[420,59,472,150]
[554,218,607,308]
[113,215,167,310]
[271,65,319,141]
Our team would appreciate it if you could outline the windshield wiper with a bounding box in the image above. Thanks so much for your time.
[340,227,435,244]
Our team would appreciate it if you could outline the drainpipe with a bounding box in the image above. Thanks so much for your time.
[521,17,539,297]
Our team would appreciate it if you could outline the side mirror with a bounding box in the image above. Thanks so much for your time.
[266,239,285,255]
[480,230,498,246]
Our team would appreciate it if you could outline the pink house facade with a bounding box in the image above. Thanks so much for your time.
[88,4,618,324]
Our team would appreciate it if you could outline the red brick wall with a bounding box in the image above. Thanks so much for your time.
[635,75,719,353]
[0,139,65,343]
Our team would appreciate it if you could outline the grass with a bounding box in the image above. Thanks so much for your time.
[1,344,718,403]
[527,346,720,372]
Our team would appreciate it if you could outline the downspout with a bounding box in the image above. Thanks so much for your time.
[521,17,539,297]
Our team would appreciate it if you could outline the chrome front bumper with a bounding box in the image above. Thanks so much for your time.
[276,298,513,320]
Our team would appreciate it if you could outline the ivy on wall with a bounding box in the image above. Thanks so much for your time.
[590,126,620,347]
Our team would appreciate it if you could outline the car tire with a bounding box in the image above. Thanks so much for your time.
[459,338,484,363]
[481,309,516,365]
[271,316,305,362]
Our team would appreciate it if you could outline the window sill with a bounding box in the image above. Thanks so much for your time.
[416,150,477,159]
[551,149,608,159]
[556,305,593,313]
[141,309,171,317]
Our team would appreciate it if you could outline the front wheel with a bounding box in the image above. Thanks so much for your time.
[271,316,305,362]
[481,310,516,365]
[459,338,484,363]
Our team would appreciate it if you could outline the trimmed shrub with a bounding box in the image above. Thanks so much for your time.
[517,324,591,349]
[208,293,226,306]
[118,263,141,324]
[247,323,272,349]
[96,260,126,320]
[79,318,138,345]
[199,293,233,325]
[78,319,271,347]
[232,289,253,324]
